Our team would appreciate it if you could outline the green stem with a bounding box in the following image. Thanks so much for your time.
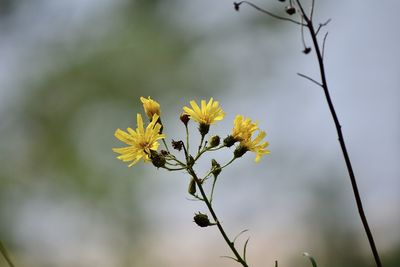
[198,134,205,154]
[188,167,249,267]
[162,139,170,153]
[185,125,190,158]
[0,241,15,267]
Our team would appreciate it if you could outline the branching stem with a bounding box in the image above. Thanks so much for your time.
[294,1,382,267]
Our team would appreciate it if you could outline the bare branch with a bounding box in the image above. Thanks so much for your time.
[322,32,329,60]
[310,0,315,21]
[234,1,305,26]
[297,73,322,87]
[316,18,332,35]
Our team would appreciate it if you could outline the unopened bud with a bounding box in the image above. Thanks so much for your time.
[193,212,214,227]
[160,150,169,156]
[303,47,311,54]
[233,144,248,159]
[180,112,190,126]
[223,135,237,147]
[150,151,166,168]
[209,135,220,148]
[285,6,296,15]
[211,159,221,178]
[233,2,240,11]
[198,123,210,136]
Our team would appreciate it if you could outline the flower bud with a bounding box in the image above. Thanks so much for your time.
[285,6,296,15]
[198,123,210,136]
[150,151,166,168]
[180,112,190,126]
[211,159,221,178]
[140,96,161,119]
[223,135,237,147]
[160,150,169,156]
[193,212,214,227]
[233,2,240,11]
[209,135,220,148]
[303,47,311,54]
[188,178,196,195]
[233,144,248,159]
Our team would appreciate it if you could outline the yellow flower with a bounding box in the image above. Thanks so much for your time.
[182,98,225,125]
[230,115,270,162]
[113,114,165,167]
[240,131,270,163]
[232,115,259,141]
[140,96,161,119]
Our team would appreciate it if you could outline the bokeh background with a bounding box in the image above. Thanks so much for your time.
[0,0,399,266]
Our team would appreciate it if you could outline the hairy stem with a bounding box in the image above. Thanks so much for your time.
[295,1,382,266]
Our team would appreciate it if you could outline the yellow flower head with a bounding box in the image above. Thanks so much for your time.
[231,115,270,162]
[113,114,165,167]
[240,130,270,163]
[232,115,259,141]
[140,96,161,119]
[183,98,225,125]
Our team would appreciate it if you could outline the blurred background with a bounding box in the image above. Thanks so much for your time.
[0,0,399,266]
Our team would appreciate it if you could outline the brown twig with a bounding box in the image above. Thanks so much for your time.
[294,1,382,266]
[235,1,383,267]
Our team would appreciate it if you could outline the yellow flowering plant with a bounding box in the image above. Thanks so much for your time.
[113,97,269,266]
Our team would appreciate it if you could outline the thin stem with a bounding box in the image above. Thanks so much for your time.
[295,1,382,266]
[234,1,305,26]
[322,32,328,60]
[188,168,249,267]
[297,73,322,87]
[162,139,170,153]
[162,166,186,171]
[198,134,205,154]
[210,176,218,203]
[310,0,315,21]
[185,124,190,158]
[0,241,15,267]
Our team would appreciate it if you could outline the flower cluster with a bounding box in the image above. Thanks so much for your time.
[113,97,269,167]
[113,96,270,265]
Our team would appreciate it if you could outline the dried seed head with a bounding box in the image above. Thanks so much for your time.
[193,212,213,227]
[285,6,296,15]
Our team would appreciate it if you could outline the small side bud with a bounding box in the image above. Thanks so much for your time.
[198,123,210,136]
[209,135,220,148]
[233,2,240,11]
[303,47,311,54]
[150,151,166,168]
[223,135,237,147]
[211,159,222,178]
[188,178,196,195]
[180,112,190,126]
[285,6,296,15]
[233,144,248,159]
[172,140,183,151]
[193,212,215,227]
[160,150,169,156]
